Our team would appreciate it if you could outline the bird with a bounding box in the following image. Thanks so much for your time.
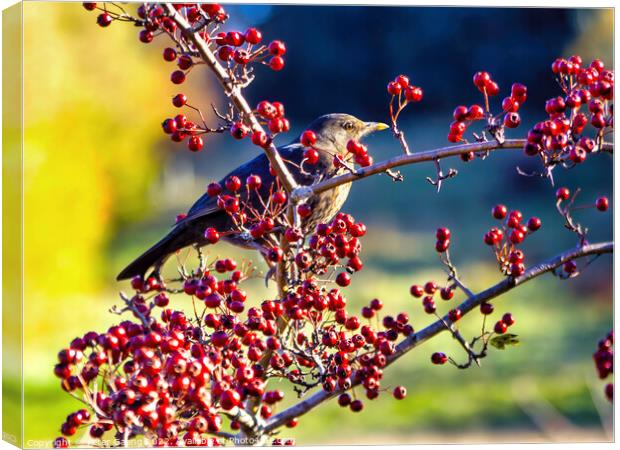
[117,113,389,281]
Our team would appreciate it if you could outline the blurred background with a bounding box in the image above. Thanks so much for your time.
[18,2,613,445]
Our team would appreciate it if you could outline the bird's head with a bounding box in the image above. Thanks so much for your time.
[305,113,389,154]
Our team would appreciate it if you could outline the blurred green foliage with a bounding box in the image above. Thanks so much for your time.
[17,3,612,446]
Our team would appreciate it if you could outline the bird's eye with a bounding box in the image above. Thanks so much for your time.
[342,121,354,131]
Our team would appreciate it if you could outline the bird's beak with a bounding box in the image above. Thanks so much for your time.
[366,122,390,132]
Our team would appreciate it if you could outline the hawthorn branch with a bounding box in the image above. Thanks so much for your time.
[262,241,613,433]
[293,139,613,199]
[162,3,299,193]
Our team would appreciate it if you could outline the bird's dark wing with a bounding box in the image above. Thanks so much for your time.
[178,143,307,226]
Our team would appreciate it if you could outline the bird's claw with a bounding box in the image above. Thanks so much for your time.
[264,265,277,287]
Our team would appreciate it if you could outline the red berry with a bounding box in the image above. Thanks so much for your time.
[502,96,519,112]
[268,247,284,263]
[486,81,500,96]
[448,309,462,322]
[162,118,177,134]
[337,393,351,407]
[300,130,317,147]
[370,298,383,310]
[251,131,268,147]
[503,112,521,128]
[527,217,541,231]
[349,399,364,412]
[244,28,262,45]
[596,196,609,212]
[269,56,285,71]
[556,187,570,201]
[440,287,454,300]
[336,272,351,287]
[172,93,187,107]
[297,204,312,218]
[387,81,402,96]
[435,240,450,253]
[436,227,451,241]
[246,175,262,190]
[170,70,186,84]
[82,2,97,11]
[139,29,153,43]
[268,40,286,56]
[393,386,407,400]
[563,260,578,274]
[163,47,177,61]
[271,191,287,205]
[220,389,241,410]
[453,106,468,121]
[207,182,222,197]
[511,83,527,103]
[480,302,494,315]
[395,75,410,88]
[404,86,423,102]
[473,71,491,89]
[225,176,241,192]
[304,148,319,165]
[205,227,220,244]
[509,229,525,244]
[502,313,515,326]
[467,104,484,120]
[494,321,507,334]
[431,352,448,365]
[97,13,112,27]
[187,135,203,152]
[424,281,437,294]
[492,204,507,220]
[230,122,249,140]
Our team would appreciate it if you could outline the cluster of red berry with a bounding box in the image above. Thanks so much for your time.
[386,75,424,103]
[479,302,516,335]
[317,298,411,408]
[386,75,424,132]
[85,2,288,155]
[54,314,236,447]
[292,212,366,287]
[523,56,613,163]
[483,204,541,277]
[198,172,289,251]
[593,330,613,402]
[448,70,527,143]
[410,281,454,315]
[213,32,285,71]
[252,101,290,143]
[53,204,421,446]
[434,227,451,253]
[343,139,374,168]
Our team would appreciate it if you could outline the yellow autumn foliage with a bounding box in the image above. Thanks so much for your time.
[23,2,171,295]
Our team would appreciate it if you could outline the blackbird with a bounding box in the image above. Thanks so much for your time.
[117,113,388,280]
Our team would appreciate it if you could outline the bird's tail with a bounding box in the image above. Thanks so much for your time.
[116,227,185,281]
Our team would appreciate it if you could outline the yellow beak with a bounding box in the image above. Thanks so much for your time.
[367,122,390,132]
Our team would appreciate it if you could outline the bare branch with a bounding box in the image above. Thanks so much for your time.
[263,241,613,433]
[293,139,613,199]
